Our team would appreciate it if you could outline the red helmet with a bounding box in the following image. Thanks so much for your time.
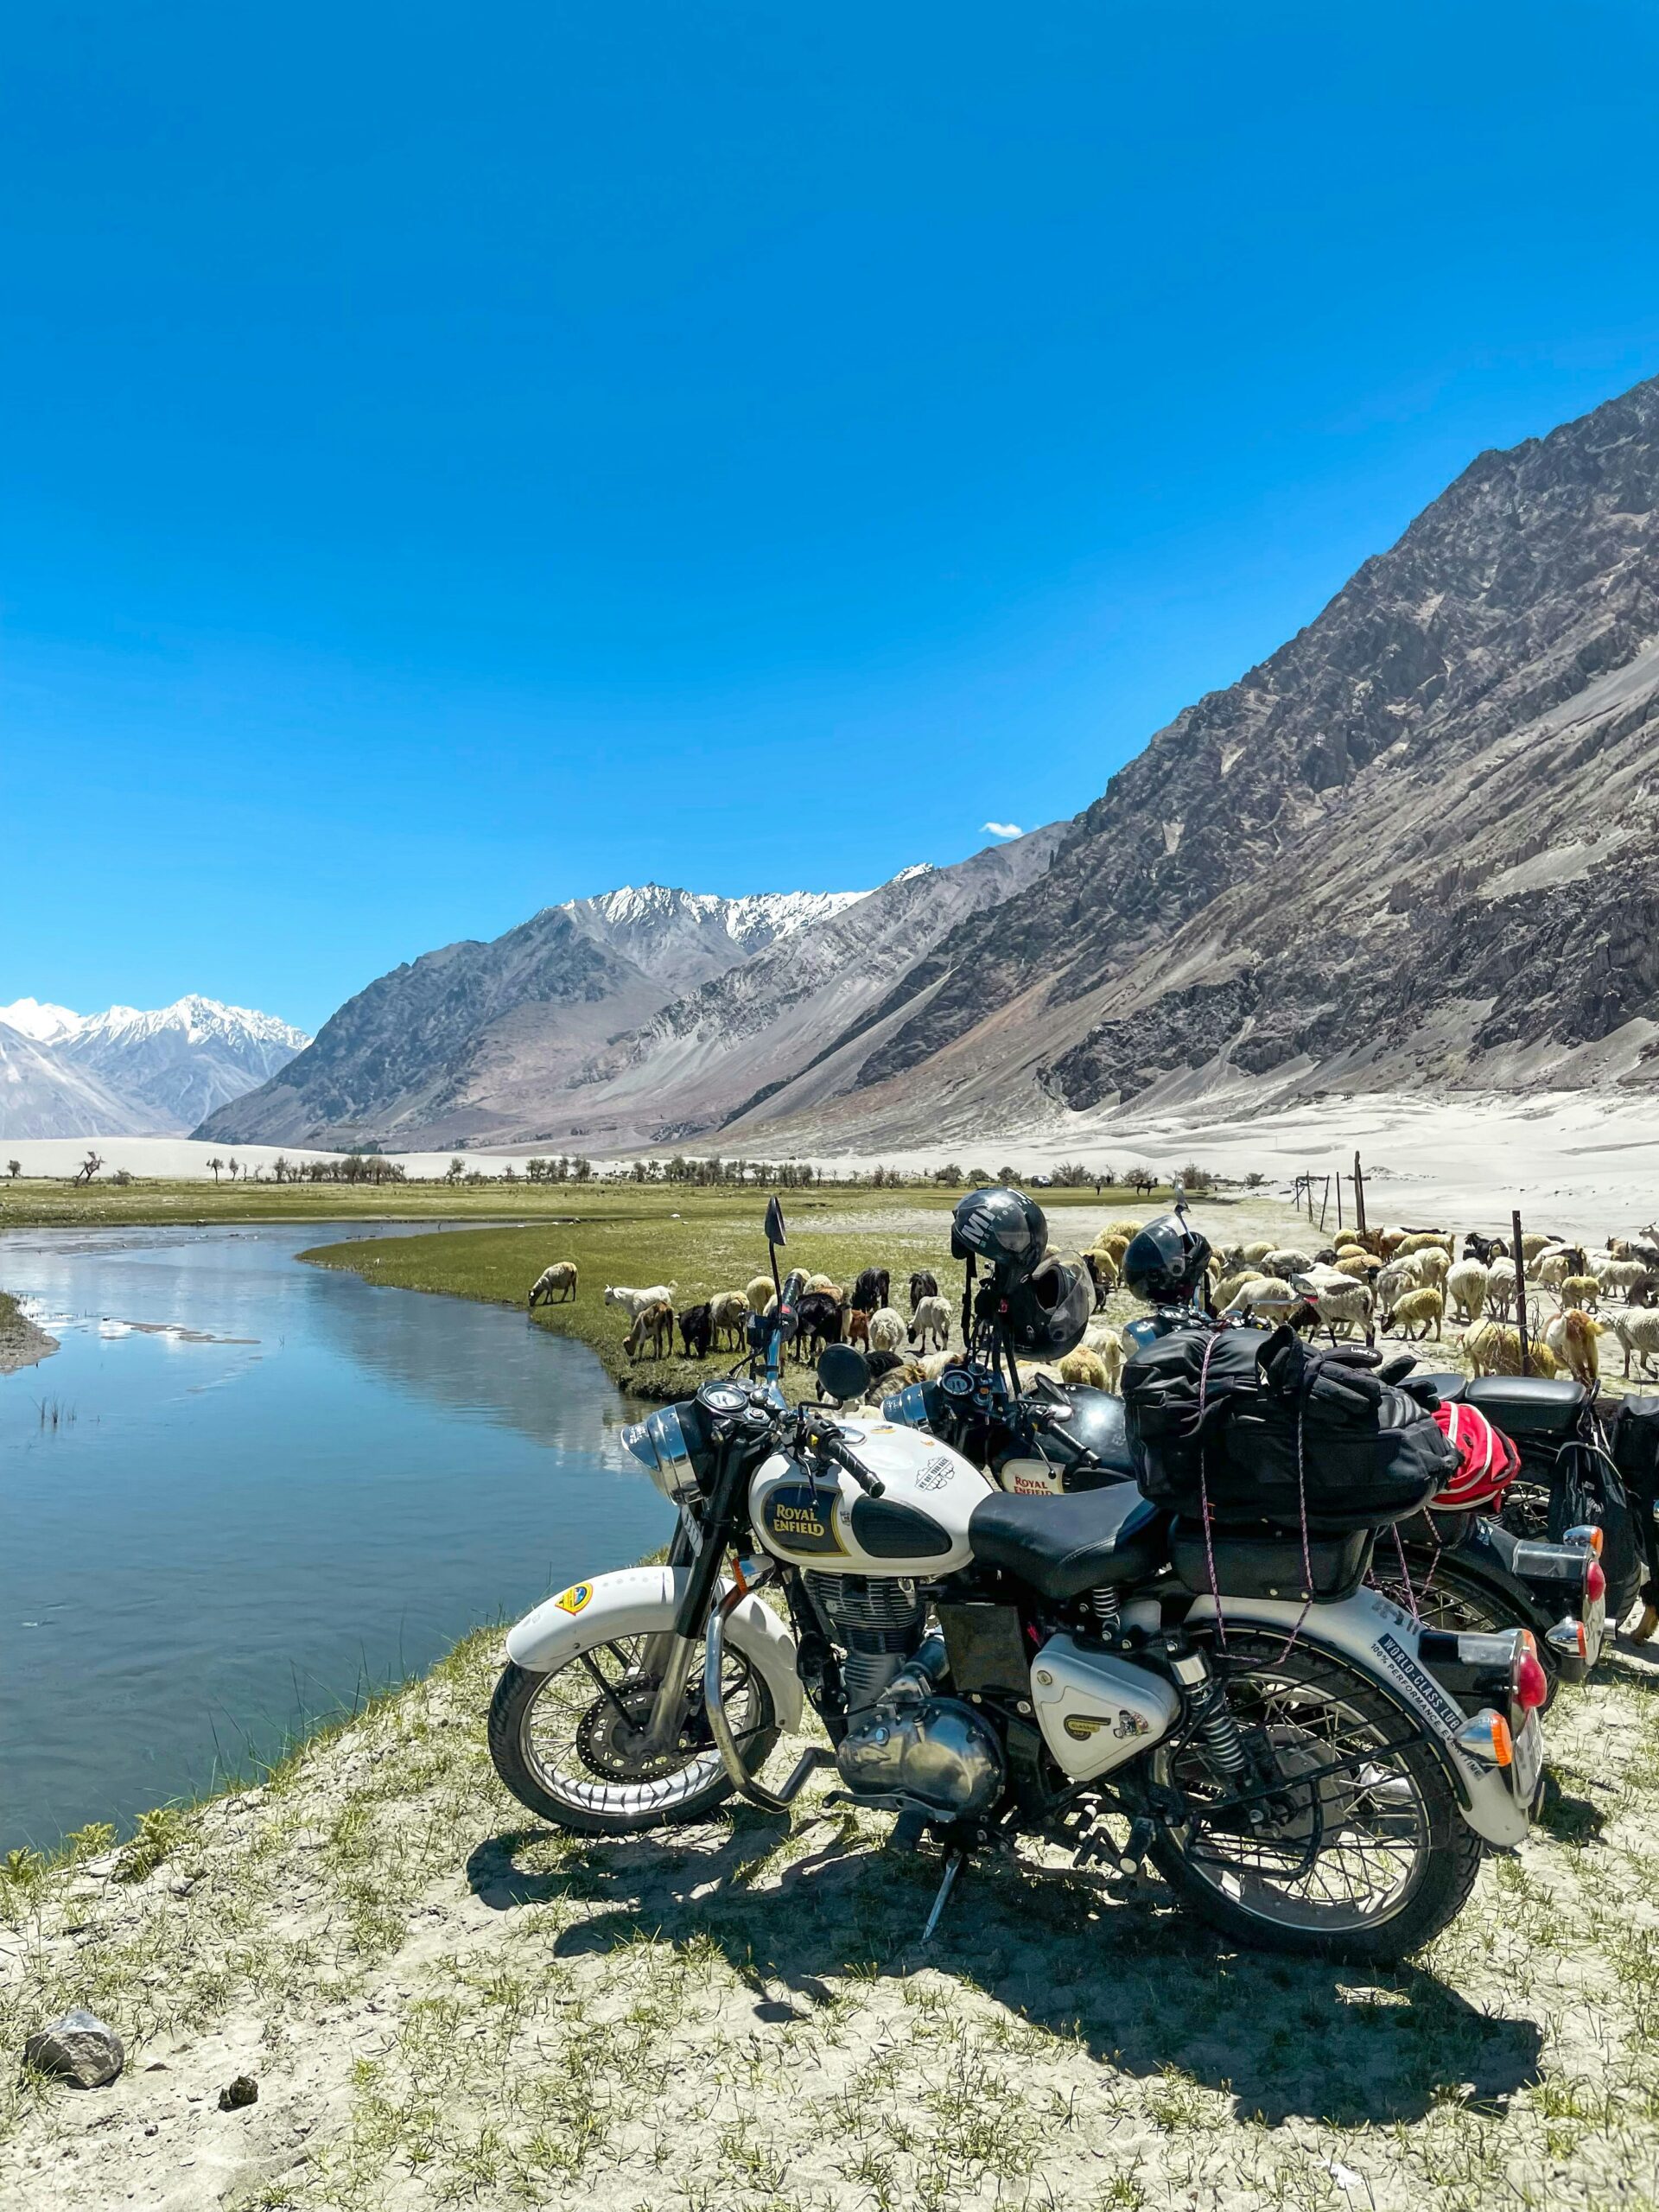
[1430,1401,1521,1513]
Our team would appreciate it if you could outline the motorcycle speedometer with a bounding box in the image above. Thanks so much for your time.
[939,1368,976,1400]
[696,1381,748,1418]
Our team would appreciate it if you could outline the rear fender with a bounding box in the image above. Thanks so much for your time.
[1183,1587,1535,1849]
[504,1565,803,1732]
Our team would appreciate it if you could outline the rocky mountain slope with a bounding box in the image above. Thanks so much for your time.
[194,885,875,1150]
[0,999,310,1141]
[768,370,1659,1147]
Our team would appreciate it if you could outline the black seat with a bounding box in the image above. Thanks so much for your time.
[1413,1371,1467,1405]
[968,1484,1167,1601]
[1463,1376,1585,1439]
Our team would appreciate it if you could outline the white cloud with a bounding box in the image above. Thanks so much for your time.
[982,820,1023,840]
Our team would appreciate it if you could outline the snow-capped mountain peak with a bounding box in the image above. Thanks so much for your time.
[0,997,82,1043]
[71,995,310,1054]
[558,882,870,991]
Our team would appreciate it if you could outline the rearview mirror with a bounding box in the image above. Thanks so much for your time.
[817,1343,870,1402]
[763,1197,787,1248]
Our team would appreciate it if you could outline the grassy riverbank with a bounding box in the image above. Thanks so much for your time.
[295,1184,1202,1404]
[4,1599,1659,2209]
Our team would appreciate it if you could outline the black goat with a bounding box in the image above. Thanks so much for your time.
[907,1269,939,1315]
[678,1302,714,1360]
[850,1268,891,1314]
[795,1292,844,1363]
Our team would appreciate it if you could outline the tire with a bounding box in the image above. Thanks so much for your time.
[488,1635,780,1836]
[1148,1632,1484,1963]
[1376,1551,1560,1711]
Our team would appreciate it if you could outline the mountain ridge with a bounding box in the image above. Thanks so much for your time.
[0,997,311,1141]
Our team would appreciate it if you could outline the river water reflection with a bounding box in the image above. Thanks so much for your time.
[0,1223,672,1849]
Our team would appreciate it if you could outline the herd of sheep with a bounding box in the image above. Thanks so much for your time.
[528,1212,1659,1400]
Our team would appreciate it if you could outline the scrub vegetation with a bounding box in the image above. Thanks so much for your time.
[4,1609,1659,2209]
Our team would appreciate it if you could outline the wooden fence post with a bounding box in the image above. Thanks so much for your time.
[1353,1152,1368,1236]
[1511,1208,1531,1376]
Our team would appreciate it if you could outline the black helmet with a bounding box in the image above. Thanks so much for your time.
[950,1185,1047,1279]
[1122,1212,1212,1306]
[1001,1251,1091,1360]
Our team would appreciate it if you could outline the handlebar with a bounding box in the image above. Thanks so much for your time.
[811,1427,886,1499]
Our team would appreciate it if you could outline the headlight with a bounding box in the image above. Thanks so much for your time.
[622,1406,700,1503]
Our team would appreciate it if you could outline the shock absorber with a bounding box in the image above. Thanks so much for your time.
[1168,1644,1249,1778]
[1090,1588,1121,1634]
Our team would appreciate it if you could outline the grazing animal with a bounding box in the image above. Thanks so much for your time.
[1599,1258,1653,1300]
[1629,1273,1659,1309]
[1218,1272,1279,1314]
[1333,1251,1378,1282]
[1262,1248,1314,1280]
[1080,1325,1127,1392]
[796,1292,845,1362]
[528,1261,577,1306]
[1058,1347,1109,1391]
[1544,1309,1600,1388]
[908,1269,940,1314]
[1614,1310,1659,1380]
[605,1282,675,1319]
[861,1348,904,1389]
[1394,1231,1453,1261]
[868,1306,908,1354]
[850,1268,892,1315]
[1463,1319,1560,1379]
[709,1290,749,1350]
[626,1300,675,1360]
[1484,1258,1518,1318]
[804,1273,844,1300]
[1463,1231,1506,1267]
[907,1294,951,1353]
[1239,1241,1275,1266]
[1445,1259,1490,1325]
[845,1310,871,1351]
[1083,1250,1117,1309]
[1383,1286,1443,1342]
[880,1358,928,1394]
[1295,1274,1376,1344]
[1520,1230,1562,1262]
[678,1301,714,1360]
[1375,1255,1433,1310]
[745,1274,776,1316]
[1559,1274,1601,1313]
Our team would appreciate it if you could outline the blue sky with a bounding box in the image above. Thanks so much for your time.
[4,3,1658,1034]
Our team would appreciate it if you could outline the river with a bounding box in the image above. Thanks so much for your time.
[0,1223,673,1851]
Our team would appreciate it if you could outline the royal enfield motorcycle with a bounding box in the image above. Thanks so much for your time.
[489,1224,1546,1962]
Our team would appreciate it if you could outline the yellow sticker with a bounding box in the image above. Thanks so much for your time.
[554,1582,593,1615]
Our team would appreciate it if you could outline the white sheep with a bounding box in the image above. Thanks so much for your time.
[1463,1319,1560,1378]
[1375,1254,1433,1310]
[804,1273,843,1300]
[1445,1258,1489,1325]
[709,1290,750,1350]
[1484,1257,1518,1317]
[1294,1274,1374,1343]
[1080,1325,1127,1392]
[1393,1231,1453,1261]
[1613,1310,1659,1379]
[604,1282,676,1319]
[1599,1258,1652,1301]
[528,1261,577,1306]
[907,1294,951,1352]
[868,1306,908,1355]
[1262,1248,1314,1280]
[745,1274,776,1316]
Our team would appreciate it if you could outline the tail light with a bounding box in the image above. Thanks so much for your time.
[1587,1559,1607,1605]
[1457,1710,1514,1767]
[1514,1630,1549,1713]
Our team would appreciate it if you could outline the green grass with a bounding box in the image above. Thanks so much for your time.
[295,1182,1184,1402]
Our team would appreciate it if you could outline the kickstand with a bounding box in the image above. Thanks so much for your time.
[920,1850,965,1946]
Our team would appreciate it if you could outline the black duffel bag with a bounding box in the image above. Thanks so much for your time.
[1126,1321,1454,1535]
[1611,1395,1659,1504]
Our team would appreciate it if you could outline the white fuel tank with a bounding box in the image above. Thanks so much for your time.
[749,1422,994,1576]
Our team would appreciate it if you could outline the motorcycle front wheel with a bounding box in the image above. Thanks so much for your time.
[488,1634,779,1835]
[1148,1633,1482,1962]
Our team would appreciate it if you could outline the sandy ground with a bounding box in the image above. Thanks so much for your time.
[0,1301,57,1376]
[6,1087,1656,1249]
[4,1617,1659,2212]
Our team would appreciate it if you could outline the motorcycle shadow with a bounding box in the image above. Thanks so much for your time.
[465,1815,1542,2127]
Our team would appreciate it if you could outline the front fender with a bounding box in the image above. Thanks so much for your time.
[504,1565,804,1732]
[1183,1587,1535,1850]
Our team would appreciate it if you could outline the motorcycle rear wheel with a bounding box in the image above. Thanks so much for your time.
[1372,1550,1559,1710]
[489,1636,779,1835]
[1149,1633,1482,1962]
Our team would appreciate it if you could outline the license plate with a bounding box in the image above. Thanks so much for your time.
[1583,1587,1606,1662]
[1512,1708,1544,1808]
[678,1501,704,1556]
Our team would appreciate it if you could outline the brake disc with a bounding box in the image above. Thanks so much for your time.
[574,1681,698,1783]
